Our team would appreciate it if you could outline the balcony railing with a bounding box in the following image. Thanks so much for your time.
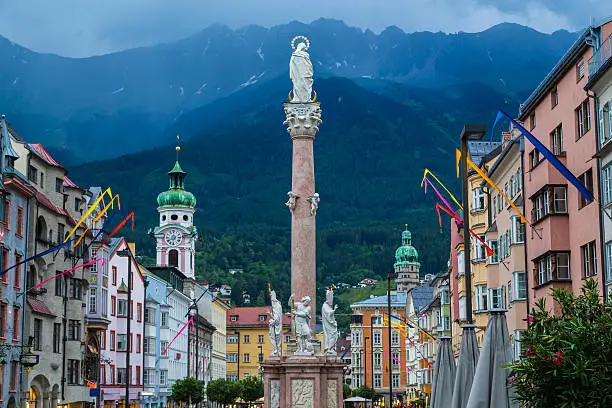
[589,34,612,79]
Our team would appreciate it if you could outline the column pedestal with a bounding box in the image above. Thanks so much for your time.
[263,355,345,408]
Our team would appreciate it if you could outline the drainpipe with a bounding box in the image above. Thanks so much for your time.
[519,135,531,318]
[587,89,607,299]
[142,280,148,405]
[19,193,32,408]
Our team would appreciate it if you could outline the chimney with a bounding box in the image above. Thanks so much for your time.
[128,242,136,255]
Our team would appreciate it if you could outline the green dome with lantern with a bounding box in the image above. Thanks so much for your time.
[394,225,420,267]
[156,158,196,208]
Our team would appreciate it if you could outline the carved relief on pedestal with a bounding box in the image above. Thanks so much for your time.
[283,103,322,138]
[327,380,338,408]
[291,379,314,408]
[270,380,280,408]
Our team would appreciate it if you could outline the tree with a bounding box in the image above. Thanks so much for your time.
[171,377,205,405]
[343,384,352,399]
[206,378,242,406]
[352,385,376,400]
[239,377,264,405]
[508,279,612,407]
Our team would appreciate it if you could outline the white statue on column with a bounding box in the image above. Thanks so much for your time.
[267,289,283,356]
[322,288,338,355]
[308,193,320,216]
[285,191,298,212]
[289,37,314,103]
[289,294,314,355]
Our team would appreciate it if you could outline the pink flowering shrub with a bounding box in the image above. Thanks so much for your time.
[507,279,612,407]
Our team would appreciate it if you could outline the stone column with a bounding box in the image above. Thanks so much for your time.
[283,102,322,331]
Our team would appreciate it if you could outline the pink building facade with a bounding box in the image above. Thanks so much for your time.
[100,238,145,407]
[519,20,612,311]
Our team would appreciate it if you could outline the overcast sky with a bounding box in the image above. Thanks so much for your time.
[0,0,609,57]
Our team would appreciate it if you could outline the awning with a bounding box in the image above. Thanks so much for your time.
[27,296,56,317]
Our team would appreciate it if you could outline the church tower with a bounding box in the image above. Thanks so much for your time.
[395,225,420,293]
[153,143,197,279]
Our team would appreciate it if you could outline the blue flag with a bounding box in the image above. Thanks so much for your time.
[494,110,594,202]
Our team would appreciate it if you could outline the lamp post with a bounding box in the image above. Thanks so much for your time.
[459,124,487,325]
[387,271,397,407]
[117,249,133,408]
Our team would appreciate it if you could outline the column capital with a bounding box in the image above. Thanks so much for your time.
[283,102,322,139]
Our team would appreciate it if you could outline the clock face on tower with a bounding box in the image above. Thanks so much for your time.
[164,229,183,247]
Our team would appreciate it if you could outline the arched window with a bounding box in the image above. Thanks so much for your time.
[168,250,179,267]
[35,216,47,242]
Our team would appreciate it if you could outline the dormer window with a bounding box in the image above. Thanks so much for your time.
[230,315,238,322]
[259,315,267,321]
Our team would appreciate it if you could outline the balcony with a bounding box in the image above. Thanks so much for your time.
[588,34,612,79]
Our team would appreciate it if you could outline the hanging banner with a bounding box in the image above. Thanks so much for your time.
[435,202,494,257]
[421,169,463,210]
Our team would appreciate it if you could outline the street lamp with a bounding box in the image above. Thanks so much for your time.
[459,124,487,325]
[116,249,133,408]
[387,271,398,407]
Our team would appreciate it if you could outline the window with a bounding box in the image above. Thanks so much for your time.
[227,353,238,363]
[511,216,525,244]
[68,320,81,341]
[33,318,42,350]
[459,296,466,321]
[40,173,44,189]
[160,370,168,385]
[488,240,499,263]
[112,266,117,285]
[391,330,400,346]
[136,334,141,353]
[53,323,61,353]
[117,368,127,385]
[161,312,168,327]
[457,251,465,276]
[258,314,266,321]
[575,100,591,138]
[137,303,142,322]
[116,334,128,351]
[57,223,65,245]
[55,177,63,193]
[475,285,488,311]
[489,287,504,309]
[607,242,612,282]
[16,207,24,237]
[144,369,155,385]
[554,186,567,213]
[441,289,450,305]
[391,351,400,369]
[110,366,116,384]
[373,352,382,370]
[576,60,585,81]
[258,334,265,343]
[551,86,559,108]
[598,100,612,145]
[532,186,568,222]
[161,341,168,355]
[578,169,594,208]
[582,241,597,278]
[373,330,382,345]
[100,330,106,350]
[0,304,6,338]
[243,353,250,363]
[9,361,17,391]
[230,315,238,322]
[88,288,97,314]
[69,278,82,299]
[512,330,523,361]
[1,249,7,284]
[144,307,155,324]
[74,197,80,212]
[472,187,485,211]
[473,236,486,261]
[243,335,250,343]
[535,252,570,285]
[168,249,179,267]
[67,360,80,384]
[529,112,536,130]
[227,334,238,343]
[513,272,527,300]
[143,337,154,355]
[529,149,541,169]
[602,165,612,205]
[392,373,400,388]
[110,331,116,350]
[117,299,128,317]
[550,124,563,155]
[28,165,37,183]
[374,374,382,388]
[258,352,264,362]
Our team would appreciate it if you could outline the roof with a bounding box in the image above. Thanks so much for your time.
[35,191,80,226]
[468,141,502,166]
[410,284,434,314]
[519,29,590,120]
[28,143,63,168]
[484,136,522,180]
[226,306,292,327]
[63,176,81,189]
[108,237,123,256]
[27,296,56,317]
[350,291,407,309]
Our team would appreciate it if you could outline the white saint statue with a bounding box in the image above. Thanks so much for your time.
[289,41,314,103]
[267,290,283,356]
[322,288,338,355]
[289,293,314,355]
